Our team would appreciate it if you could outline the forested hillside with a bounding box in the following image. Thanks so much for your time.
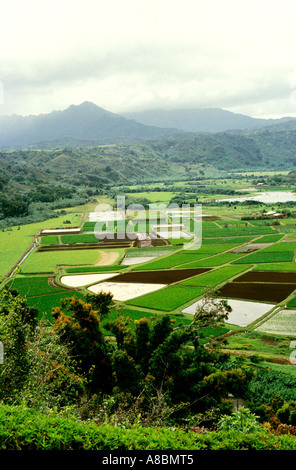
[1,122,296,226]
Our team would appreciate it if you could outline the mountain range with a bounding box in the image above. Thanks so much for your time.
[0,102,177,148]
[1,101,296,148]
[123,108,296,134]
[2,100,296,213]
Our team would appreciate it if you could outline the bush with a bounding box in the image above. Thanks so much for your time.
[217,407,262,433]
[277,402,296,426]
[2,404,296,450]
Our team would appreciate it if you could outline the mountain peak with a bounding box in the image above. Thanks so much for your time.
[65,101,113,116]
[74,101,104,110]
[0,101,177,147]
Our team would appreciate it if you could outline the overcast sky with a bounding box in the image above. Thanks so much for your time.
[1,0,296,118]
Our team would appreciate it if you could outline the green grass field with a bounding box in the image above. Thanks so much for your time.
[251,234,285,243]
[189,243,241,254]
[180,252,245,268]
[277,226,296,233]
[232,251,295,264]
[178,265,250,287]
[126,285,205,311]
[167,237,193,245]
[258,241,296,252]
[287,298,296,307]
[20,249,101,274]
[66,265,127,273]
[202,226,276,238]
[60,233,99,244]
[82,222,97,232]
[253,263,296,271]
[41,235,59,245]
[125,191,177,203]
[223,329,293,362]
[0,212,83,279]
[7,276,65,297]
[202,236,256,245]
[26,291,85,321]
[131,252,211,270]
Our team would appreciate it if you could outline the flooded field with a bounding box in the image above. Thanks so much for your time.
[88,211,124,222]
[217,191,296,204]
[121,256,157,265]
[87,281,167,301]
[182,298,275,326]
[41,228,81,235]
[157,230,192,238]
[121,247,178,265]
[256,309,296,335]
[60,272,119,287]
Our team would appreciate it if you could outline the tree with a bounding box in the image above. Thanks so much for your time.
[50,290,254,426]
[105,291,252,422]
[0,288,38,400]
[173,288,232,349]
[52,295,113,393]
[85,292,113,321]
[0,289,83,408]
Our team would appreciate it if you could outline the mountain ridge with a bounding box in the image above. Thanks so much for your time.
[123,107,296,133]
[0,101,180,147]
[1,101,296,150]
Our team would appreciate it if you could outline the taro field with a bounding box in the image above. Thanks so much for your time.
[4,207,296,366]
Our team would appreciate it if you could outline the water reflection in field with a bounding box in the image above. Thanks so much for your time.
[256,309,296,336]
[217,191,296,204]
[182,298,275,326]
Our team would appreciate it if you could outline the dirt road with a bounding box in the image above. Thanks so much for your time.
[95,251,121,266]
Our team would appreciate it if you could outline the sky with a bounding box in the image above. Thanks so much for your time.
[1,0,296,118]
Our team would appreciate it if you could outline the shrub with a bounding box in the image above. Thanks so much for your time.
[277,402,296,426]
[276,424,296,436]
[217,407,263,433]
[0,290,84,409]
[2,403,296,450]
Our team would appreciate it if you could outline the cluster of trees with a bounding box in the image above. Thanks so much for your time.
[2,287,296,431]
[0,185,82,219]
[0,195,29,219]
[27,185,75,204]
[0,287,255,427]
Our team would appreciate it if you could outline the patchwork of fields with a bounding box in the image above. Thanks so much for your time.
[3,205,296,360]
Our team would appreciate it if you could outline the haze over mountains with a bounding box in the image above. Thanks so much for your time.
[123,108,296,134]
[0,101,296,148]
[2,101,296,199]
[0,101,177,148]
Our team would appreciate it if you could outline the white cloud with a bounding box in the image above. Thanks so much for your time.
[1,0,296,117]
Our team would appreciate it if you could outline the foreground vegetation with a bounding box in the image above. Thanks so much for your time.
[2,404,296,450]
[3,168,296,450]
[3,287,296,450]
